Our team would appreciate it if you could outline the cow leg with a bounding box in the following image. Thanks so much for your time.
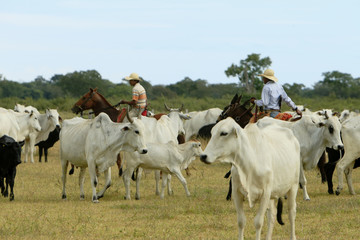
[345,164,356,195]
[87,161,99,203]
[167,174,173,196]
[266,199,277,240]
[254,191,270,240]
[24,140,29,163]
[324,162,336,194]
[3,178,9,198]
[44,148,49,163]
[299,163,310,201]
[97,168,112,199]
[173,168,190,197]
[79,167,86,200]
[336,153,358,195]
[317,151,327,183]
[232,175,246,240]
[135,167,143,200]
[29,137,35,163]
[123,167,134,200]
[160,173,168,199]
[155,170,161,196]
[38,146,43,162]
[61,159,69,199]
[287,184,298,240]
[0,177,5,195]
[8,169,16,201]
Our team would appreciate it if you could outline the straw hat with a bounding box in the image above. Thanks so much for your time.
[123,73,142,81]
[259,69,278,82]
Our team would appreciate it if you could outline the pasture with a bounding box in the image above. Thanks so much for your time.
[1,141,360,240]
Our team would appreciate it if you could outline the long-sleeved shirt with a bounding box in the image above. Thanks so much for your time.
[254,81,297,110]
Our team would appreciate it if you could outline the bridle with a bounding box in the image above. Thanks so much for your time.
[76,91,95,113]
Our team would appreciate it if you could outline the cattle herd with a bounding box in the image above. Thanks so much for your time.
[1,97,360,240]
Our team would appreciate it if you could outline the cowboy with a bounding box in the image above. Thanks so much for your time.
[119,72,148,117]
[250,69,302,118]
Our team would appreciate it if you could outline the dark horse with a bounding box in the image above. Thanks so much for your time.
[197,93,255,140]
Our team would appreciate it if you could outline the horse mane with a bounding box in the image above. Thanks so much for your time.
[94,90,115,108]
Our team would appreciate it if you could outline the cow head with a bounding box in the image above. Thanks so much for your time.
[314,110,344,151]
[200,118,239,165]
[28,111,42,132]
[46,109,61,130]
[0,135,24,167]
[122,118,148,154]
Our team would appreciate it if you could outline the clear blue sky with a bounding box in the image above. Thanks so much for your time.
[1,0,359,88]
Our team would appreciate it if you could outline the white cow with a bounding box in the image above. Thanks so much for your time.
[335,115,360,195]
[339,109,359,123]
[256,110,343,201]
[22,109,61,163]
[14,104,41,116]
[0,110,41,142]
[60,112,148,203]
[122,106,191,200]
[123,140,202,199]
[200,118,300,240]
[183,108,222,141]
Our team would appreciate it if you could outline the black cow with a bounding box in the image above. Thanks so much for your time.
[0,135,24,201]
[322,148,360,194]
[35,126,60,162]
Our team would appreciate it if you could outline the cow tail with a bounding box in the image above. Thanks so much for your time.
[277,198,285,225]
[224,170,231,179]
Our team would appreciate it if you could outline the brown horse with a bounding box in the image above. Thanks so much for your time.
[71,88,122,122]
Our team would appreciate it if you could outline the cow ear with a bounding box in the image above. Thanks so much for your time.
[122,126,130,132]
[233,127,239,138]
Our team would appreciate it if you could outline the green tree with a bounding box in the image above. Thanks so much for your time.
[312,71,358,98]
[225,53,272,94]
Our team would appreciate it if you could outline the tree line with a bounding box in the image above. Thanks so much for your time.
[1,54,360,101]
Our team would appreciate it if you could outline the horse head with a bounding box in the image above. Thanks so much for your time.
[218,95,254,128]
[71,88,99,114]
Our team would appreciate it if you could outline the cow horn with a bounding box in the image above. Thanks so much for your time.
[179,104,184,112]
[126,107,133,123]
[164,103,171,111]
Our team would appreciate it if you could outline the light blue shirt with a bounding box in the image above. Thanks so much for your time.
[254,81,297,110]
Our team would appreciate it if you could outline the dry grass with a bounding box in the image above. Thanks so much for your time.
[1,140,360,240]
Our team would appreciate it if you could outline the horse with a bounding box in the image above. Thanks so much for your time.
[71,87,122,122]
[197,93,255,140]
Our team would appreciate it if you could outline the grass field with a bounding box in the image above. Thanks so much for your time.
[1,140,360,240]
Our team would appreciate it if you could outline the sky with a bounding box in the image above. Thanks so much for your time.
[1,0,359,88]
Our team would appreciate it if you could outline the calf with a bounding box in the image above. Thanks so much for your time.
[123,140,202,200]
[0,135,24,201]
[35,126,61,162]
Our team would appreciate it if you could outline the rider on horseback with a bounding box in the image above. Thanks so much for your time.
[250,69,302,118]
[119,73,148,119]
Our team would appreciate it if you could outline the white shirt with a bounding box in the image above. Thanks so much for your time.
[254,81,297,110]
